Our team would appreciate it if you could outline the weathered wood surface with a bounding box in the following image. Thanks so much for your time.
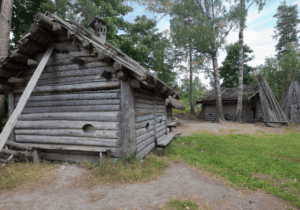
[135,102,153,109]
[22,99,120,107]
[22,143,110,152]
[18,112,121,121]
[0,84,13,92]
[101,71,112,79]
[137,142,155,159]
[136,136,155,153]
[69,55,84,65]
[21,105,120,113]
[135,97,154,105]
[157,133,180,147]
[1,148,27,156]
[0,69,15,79]
[15,129,121,139]
[15,121,121,130]
[130,79,140,89]
[55,43,80,52]
[135,120,154,130]
[136,130,154,144]
[135,108,154,116]
[135,125,155,137]
[33,149,41,162]
[14,81,120,94]
[5,141,32,150]
[121,79,136,158]
[16,135,120,147]
[167,122,177,127]
[0,46,55,152]
[15,91,120,102]
[116,71,128,81]
[43,57,99,68]
[135,114,154,123]
[8,93,15,141]
[8,77,26,84]
[157,129,166,139]
[134,91,153,100]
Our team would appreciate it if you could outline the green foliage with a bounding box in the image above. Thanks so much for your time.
[161,199,200,210]
[219,43,257,89]
[11,0,50,46]
[273,1,300,57]
[259,43,300,98]
[180,77,207,108]
[165,131,300,208]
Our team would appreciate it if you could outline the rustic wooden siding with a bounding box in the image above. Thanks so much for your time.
[255,95,264,121]
[242,102,255,123]
[13,47,122,157]
[166,106,172,124]
[155,93,167,143]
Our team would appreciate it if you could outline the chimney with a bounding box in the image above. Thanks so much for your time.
[88,17,109,44]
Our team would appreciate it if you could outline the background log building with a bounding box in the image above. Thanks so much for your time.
[0,12,181,162]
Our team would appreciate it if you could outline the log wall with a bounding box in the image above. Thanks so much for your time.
[166,106,172,124]
[13,47,122,158]
[134,89,167,158]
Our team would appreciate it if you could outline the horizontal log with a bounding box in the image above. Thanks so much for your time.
[157,134,166,143]
[134,91,153,100]
[115,71,128,81]
[22,143,110,152]
[135,120,155,130]
[53,22,62,32]
[8,77,26,84]
[1,61,27,70]
[22,99,120,107]
[18,112,121,121]
[16,135,120,147]
[157,129,166,139]
[137,142,155,159]
[35,12,53,31]
[14,81,120,94]
[28,59,39,67]
[5,141,32,150]
[157,124,166,133]
[135,102,153,109]
[130,79,140,89]
[135,114,154,123]
[155,108,166,113]
[69,55,84,65]
[15,121,121,130]
[113,61,123,71]
[55,43,80,52]
[35,51,90,63]
[135,125,155,137]
[156,112,166,117]
[1,148,27,156]
[45,56,99,68]
[0,84,13,92]
[22,105,120,114]
[15,129,121,139]
[135,97,154,105]
[136,136,155,153]
[20,39,45,55]
[30,23,54,43]
[135,108,154,116]
[136,130,154,144]
[101,70,112,80]
[9,51,31,63]
[15,92,120,102]
[138,88,153,95]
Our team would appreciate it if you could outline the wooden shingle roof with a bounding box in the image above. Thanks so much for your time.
[166,96,185,110]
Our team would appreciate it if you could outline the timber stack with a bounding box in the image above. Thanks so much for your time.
[0,12,182,162]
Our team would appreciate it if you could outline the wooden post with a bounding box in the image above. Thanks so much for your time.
[153,92,157,143]
[0,46,55,152]
[8,93,14,141]
[33,149,41,162]
[121,78,135,158]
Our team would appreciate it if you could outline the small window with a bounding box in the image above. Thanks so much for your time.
[101,27,103,32]
[145,122,150,130]
[159,119,163,123]
[82,124,97,134]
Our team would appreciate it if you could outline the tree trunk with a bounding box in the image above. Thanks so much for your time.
[189,46,194,114]
[0,0,14,59]
[0,0,14,132]
[212,55,225,123]
[234,0,245,123]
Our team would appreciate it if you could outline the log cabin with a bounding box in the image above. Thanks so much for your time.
[0,12,181,162]
[197,75,289,124]
[280,74,300,124]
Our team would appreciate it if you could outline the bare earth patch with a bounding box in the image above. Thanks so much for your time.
[0,161,295,210]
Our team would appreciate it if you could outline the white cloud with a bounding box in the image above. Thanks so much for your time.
[294,1,300,5]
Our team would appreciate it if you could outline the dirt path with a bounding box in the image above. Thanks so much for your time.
[0,120,296,210]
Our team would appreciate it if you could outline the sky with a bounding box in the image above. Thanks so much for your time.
[123,0,300,87]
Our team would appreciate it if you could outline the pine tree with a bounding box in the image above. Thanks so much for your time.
[273,1,300,58]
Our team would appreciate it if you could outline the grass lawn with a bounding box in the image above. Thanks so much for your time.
[165,131,300,208]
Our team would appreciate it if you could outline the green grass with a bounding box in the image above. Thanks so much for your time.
[86,153,169,184]
[160,199,206,210]
[0,161,54,190]
[165,131,300,208]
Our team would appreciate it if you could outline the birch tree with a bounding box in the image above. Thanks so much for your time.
[0,0,14,131]
[137,0,238,122]
[229,0,266,122]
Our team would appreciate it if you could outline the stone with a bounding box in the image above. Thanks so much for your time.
[156,147,165,155]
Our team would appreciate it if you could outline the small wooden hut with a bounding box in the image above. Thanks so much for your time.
[165,96,185,124]
[0,12,181,162]
[197,75,289,124]
[280,74,300,124]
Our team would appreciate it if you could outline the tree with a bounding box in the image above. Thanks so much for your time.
[140,0,238,122]
[220,43,256,89]
[273,1,300,58]
[0,0,14,131]
[228,0,265,122]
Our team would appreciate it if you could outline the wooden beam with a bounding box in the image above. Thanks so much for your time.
[113,61,123,71]
[101,71,112,79]
[21,39,45,52]
[0,84,13,92]
[56,43,79,52]
[8,93,15,142]
[30,23,55,43]
[33,149,41,163]
[35,12,53,31]
[146,74,157,88]
[28,59,39,67]
[75,36,90,49]
[68,55,84,65]
[130,79,140,89]
[9,51,31,62]
[0,69,15,79]
[8,77,26,84]
[121,78,136,158]
[92,48,110,62]
[1,61,26,70]
[0,46,55,153]
[116,71,128,81]
[161,82,171,93]
[52,22,61,32]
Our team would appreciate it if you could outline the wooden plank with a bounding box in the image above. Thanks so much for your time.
[136,136,155,153]
[120,78,136,158]
[8,93,15,141]
[23,99,120,107]
[135,114,154,123]
[135,108,154,115]
[0,46,55,152]
[15,121,121,130]
[18,112,121,121]
[157,133,180,147]
[135,125,155,137]
[167,122,177,127]
[135,130,154,144]
[22,105,120,113]
[14,81,120,94]
[5,141,32,150]
[15,129,121,139]
[22,144,109,152]
[0,84,13,92]
[137,142,155,159]
[16,135,120,147]
[153,92,157,141]
[135,120,154,130]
